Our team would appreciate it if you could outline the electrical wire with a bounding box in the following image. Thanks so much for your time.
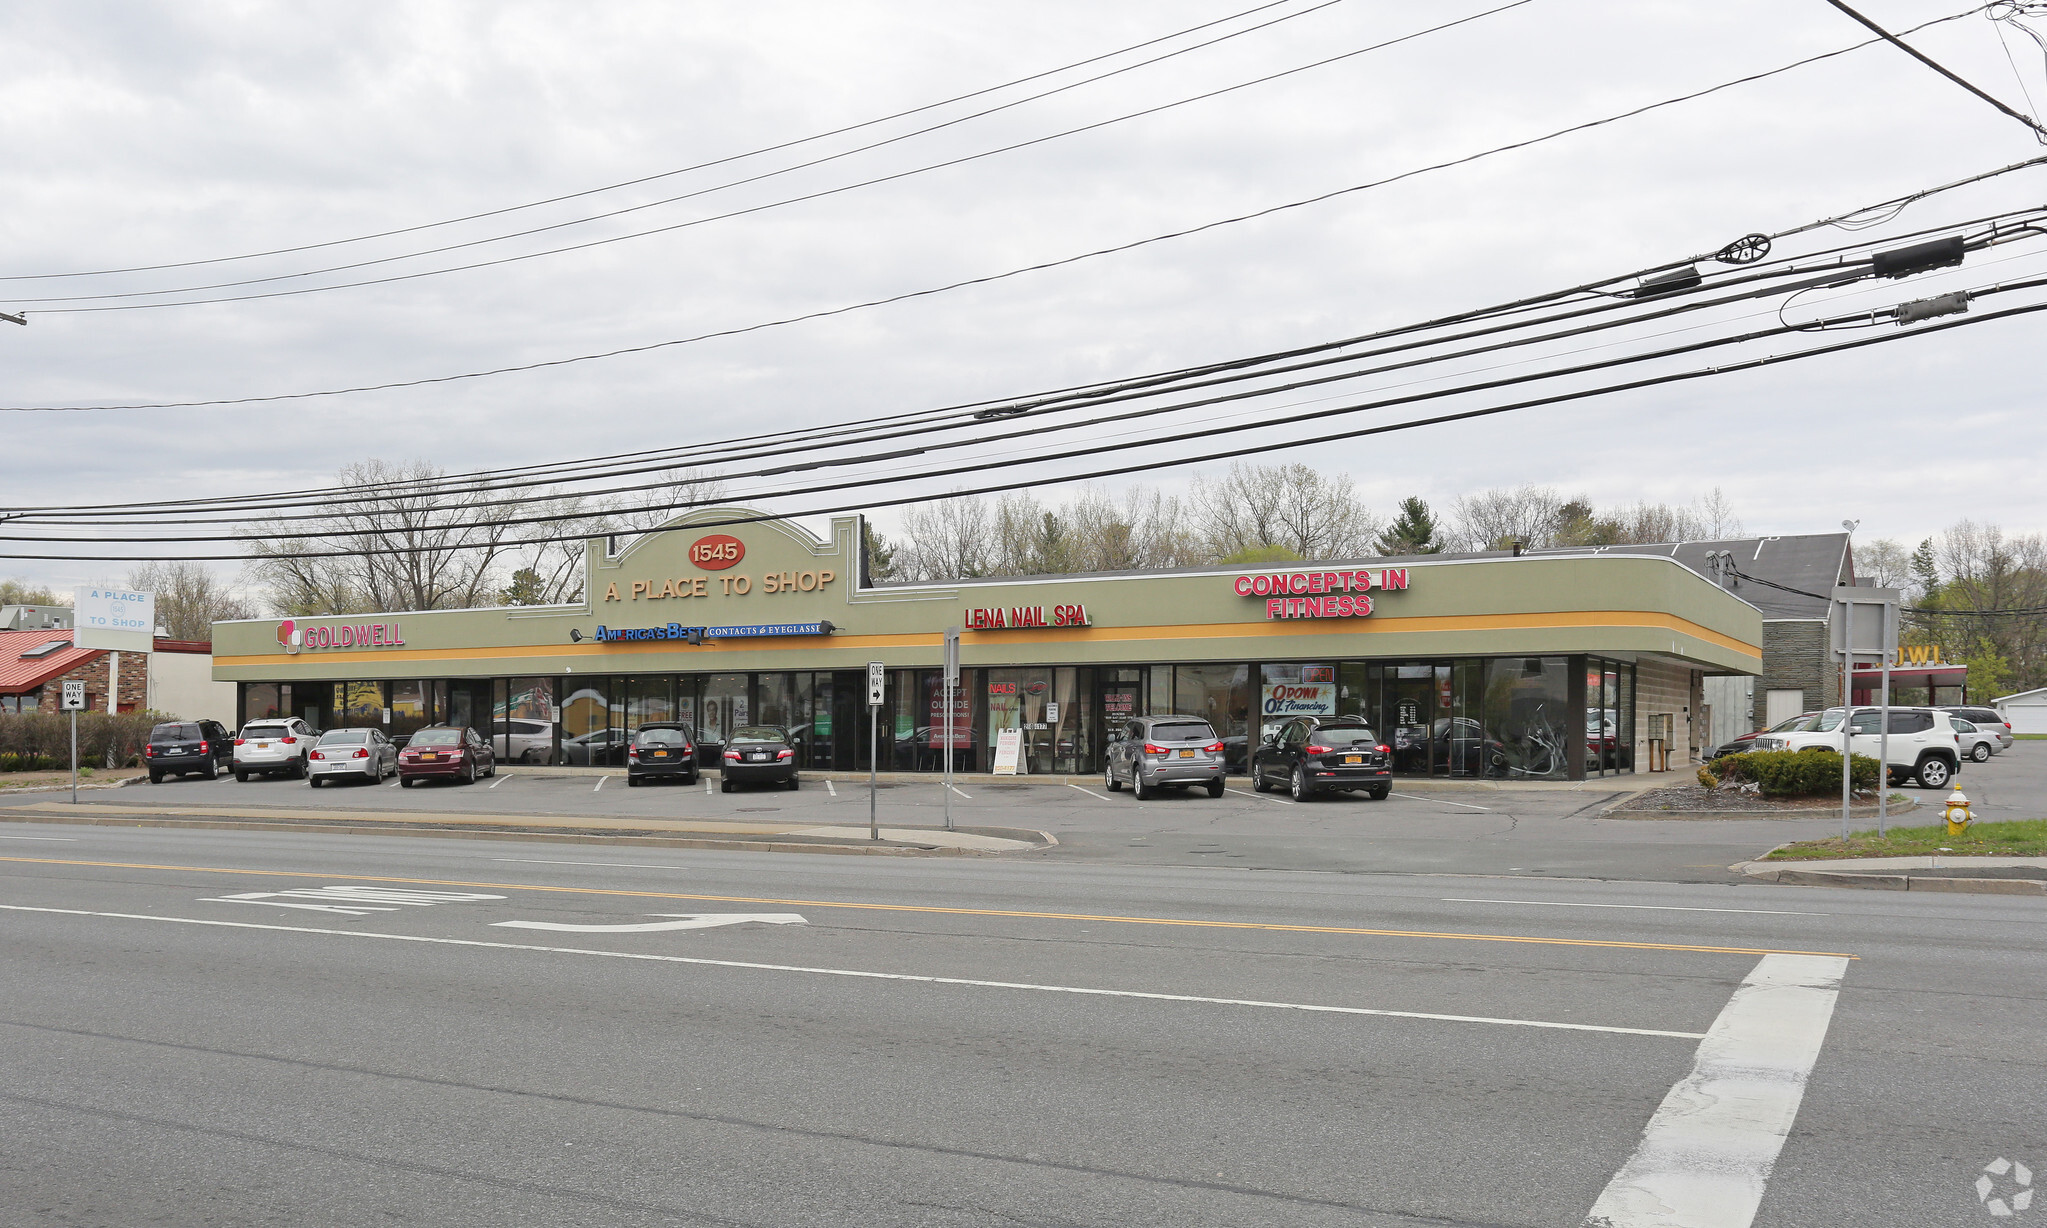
[0,0,1323,282]
[1822,0,2047,140]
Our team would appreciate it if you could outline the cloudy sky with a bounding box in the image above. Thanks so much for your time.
[4,0,2046,601]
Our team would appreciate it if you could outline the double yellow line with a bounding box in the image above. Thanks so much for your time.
[0,856,1858,959]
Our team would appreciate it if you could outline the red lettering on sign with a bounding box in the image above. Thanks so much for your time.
[689,534,745,570]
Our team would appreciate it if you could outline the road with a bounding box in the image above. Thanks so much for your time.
[1,820,2039,1226]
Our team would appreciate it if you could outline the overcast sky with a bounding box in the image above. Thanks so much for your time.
[4,0,2045,601]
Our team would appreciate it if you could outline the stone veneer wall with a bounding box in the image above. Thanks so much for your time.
[1760,617,1839,729]
[27,651,148,714]
[1634,657,1705,771]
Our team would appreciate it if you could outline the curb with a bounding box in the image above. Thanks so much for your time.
[0,811,1008,857]
[1734,861,2045,894]
[1605,797,1921,821]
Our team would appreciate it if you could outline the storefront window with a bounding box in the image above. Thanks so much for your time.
[701,673,747,747]
[390,681,429,742]
[560,680,608,765]
[755,673,795,733]
[496,677,558,764]
[1177,664,1251,773]
[242,683,289,724]
[1382,664,1436,774]
[335,682,384,730]
[1481,657,1571,780]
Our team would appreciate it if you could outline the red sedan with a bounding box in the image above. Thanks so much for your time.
[398,725,497,786]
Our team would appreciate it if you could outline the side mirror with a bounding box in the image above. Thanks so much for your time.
[1260,732,1277,746]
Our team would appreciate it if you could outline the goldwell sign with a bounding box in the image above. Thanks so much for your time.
[276,619,406,653]
[1232,568,1408,621]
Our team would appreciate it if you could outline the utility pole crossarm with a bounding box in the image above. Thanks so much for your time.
[0,310,25,326]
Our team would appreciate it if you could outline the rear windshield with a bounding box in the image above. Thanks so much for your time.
[1149,722,1215,742]
[242,724,290,738]
[151,723,201,740]
[730,726,786,744]
[1309,727,1379,746]
[636,728,688,746]
[411,729,462,747]
[318,729,369,744]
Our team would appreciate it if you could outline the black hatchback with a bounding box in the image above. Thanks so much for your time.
[628,722,700,786]
[145,720,234,783]
[1251,718,1392,801]
[719,726,798,793]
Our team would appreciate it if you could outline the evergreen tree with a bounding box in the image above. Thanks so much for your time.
[1374,497,1443,555]
[498,568,549,607]
[1909,538,1940,600]
[863,526,900,584]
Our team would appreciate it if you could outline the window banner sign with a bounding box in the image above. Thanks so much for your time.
[992,728,1026,776]
[927,677,971,749]
[1262,682,1336,718]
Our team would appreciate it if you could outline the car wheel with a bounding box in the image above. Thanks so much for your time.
[294,759,308,780]
[1915,756,1952,789]
[627,776,641,787]
[234,769,247,783]
[1970,742,1991,763]
[203,759,219,780]
[685,769,699,785]
[309,777,321,788]
[1290,766,1314,802]
[463,762,476,785]
[786,777,799,791]
[1367,785,1390,801]
[1104,764,1122,792]
[1206,778,1225,799]
[720,777,734,793]
[1251,766,1271,792]
[148,771,163,784]
[1132,772,1152,801]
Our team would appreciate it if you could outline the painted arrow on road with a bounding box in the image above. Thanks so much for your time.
[490,913,806,933]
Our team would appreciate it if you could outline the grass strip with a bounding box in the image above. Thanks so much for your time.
[1766,817,2047,860]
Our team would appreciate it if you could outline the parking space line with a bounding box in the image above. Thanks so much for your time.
[949,785,973,800]
[0,905,1709,1040]
[0,856,1859,958]
[387,781,400,788]
[1393,793,1491,811]
[488,775,508,789]
[593,776,607,793]
[1583,953,1850,1226]
[704,778,712,795]
[1444,898,1827,917]
[1065,782,1110,801]
[825,780,836,796]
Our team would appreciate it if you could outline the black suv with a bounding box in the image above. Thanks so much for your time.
[145,720,234,783]
[627,722,700,786]
[1251,717,1392,801]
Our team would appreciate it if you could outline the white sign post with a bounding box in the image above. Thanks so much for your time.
[942,627,960,832]
[866,661,884,842]
[1833,587,1901,838]
[61,680,86,803]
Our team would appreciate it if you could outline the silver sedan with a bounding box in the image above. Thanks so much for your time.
[308,727,398,786]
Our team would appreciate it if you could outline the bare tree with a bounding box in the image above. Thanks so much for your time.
[895,495,994,580]
[1855,538,1912,590]
[126,561,256,641]
[1189,463,1376,560]
[1449,485,1566,551]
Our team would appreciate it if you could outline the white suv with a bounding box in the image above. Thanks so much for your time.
[1751,706,1962,789]
[234,717,316,781]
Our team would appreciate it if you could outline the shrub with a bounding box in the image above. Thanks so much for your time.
[1714,748,1879,797]
[0,711,170,771]
[1696,763,1720,789]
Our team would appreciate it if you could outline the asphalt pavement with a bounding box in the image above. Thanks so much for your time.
[0,821,2039,1226]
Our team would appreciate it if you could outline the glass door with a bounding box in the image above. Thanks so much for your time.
[701,673,748,756]
[1383,664,1435,775]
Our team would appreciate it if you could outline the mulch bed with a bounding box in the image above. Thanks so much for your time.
[1614,784,1883,813]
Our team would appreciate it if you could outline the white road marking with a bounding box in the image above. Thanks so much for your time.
[1581,952,1850,1227]
[949,785,973,800]
[592,776,608,792]
[387,781,400,787]
[1223,787,1262,799]
[493,912,806,933]
[1444,898,1827,917]
[0,905,1707,1040]
[494,858,683,870]
[488,774,508,789]
[1065,782,1110,801]
[1393,793,1491,811]
[0,835,78,841]
[825,780,836,796]
[703,777,712,795]
[198,886,507,917]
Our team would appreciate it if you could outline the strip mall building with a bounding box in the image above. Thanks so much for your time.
[210,510,1765,781]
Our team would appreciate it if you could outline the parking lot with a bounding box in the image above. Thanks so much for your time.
[18,742,2036,881]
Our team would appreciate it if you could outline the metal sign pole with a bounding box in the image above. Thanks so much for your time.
[70,709,78,805]
[1878,602,1893,837]
[1841,600,1853,840]
[942,628,959,832]
[866,661,884,842]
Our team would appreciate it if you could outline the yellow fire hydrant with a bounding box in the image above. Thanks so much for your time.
[1943,788,1974,838]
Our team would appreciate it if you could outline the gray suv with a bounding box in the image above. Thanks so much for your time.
[1104,715,1226,799]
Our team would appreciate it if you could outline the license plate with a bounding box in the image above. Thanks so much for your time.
[257,743,270,749]
[1344,754,1362,764]
[651,750,669,758]
[420,753,438,760]
[750,754,767,762]
[1178,749,1194,758]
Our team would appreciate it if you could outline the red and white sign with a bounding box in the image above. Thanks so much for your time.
[962,604,1091,630]
[1233,568,1408,621]
[688,534,745,570]
[279,619,407,651]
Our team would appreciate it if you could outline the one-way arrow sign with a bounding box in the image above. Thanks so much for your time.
[490,913,806,933]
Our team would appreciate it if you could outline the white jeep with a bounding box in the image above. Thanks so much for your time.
[1750,706,1962,790]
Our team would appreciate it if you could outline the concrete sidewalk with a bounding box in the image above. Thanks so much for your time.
[489,763,1668,794]
[6,798,1049,856]
[1734,854,2047,894]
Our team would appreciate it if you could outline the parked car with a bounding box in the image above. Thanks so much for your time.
[1752,706,1963,789]
[1710,711,1820,760]
[398,725,496,786]
[1105,714,1227,799]
[495,718,557,764]
[234,717,317,781]
[1252,717,1392,801]
[144,720,234,783]
[1951,717,2001,764]
[308,727,398,787]
[720,725,797,792]
[628,722,699,786]
[1949,706,2014,753]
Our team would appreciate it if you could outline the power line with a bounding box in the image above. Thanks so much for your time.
[7,2,1526,312]
[1821,0,2047,139]
[0,5,2005,414]
[0,0,1322,282]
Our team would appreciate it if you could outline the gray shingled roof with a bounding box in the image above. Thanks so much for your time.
[1524,534,1851,619]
